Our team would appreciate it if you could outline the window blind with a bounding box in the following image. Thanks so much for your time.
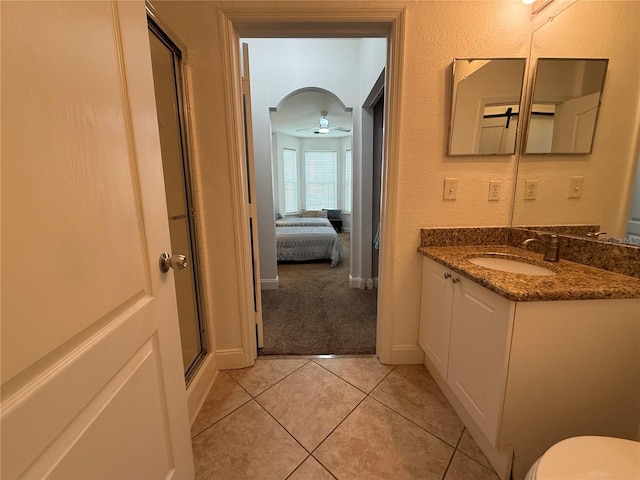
[344,149,352,213]
[283,148,298,214]
[304,150,337,210]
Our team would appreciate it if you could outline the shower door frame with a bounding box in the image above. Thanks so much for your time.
[148,14,208,385]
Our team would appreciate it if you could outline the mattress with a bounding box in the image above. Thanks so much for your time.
[276,217,332,228]
[276,225,341,267]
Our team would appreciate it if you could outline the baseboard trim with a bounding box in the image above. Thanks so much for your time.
[342,227,351,233]
[215,348,246,370]
[349,275,379,289]
[389,345,424,364]
[186,353,218,425]
[261,276,279,290]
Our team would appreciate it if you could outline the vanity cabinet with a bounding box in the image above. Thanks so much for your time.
[419,257,514,445]
[418,255,640,480]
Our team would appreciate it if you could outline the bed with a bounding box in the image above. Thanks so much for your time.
[275,222,341,267]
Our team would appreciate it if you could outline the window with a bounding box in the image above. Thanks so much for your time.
[283,148,298,214]
[304,150,337,210]
[344,149,352,213]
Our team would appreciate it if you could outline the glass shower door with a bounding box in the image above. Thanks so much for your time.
[148,21,206,382]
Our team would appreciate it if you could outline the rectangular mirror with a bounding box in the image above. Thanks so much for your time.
[524,58,608,154]
[448,58,526,156]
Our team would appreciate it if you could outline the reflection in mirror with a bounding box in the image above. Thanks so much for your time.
[524,58,608,154]
[511,2,639,248]
[448,58,526,156]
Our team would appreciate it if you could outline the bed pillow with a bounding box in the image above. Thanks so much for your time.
[323,209,342,220]
[301,210,327,218]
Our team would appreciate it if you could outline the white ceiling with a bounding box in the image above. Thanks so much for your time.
[269,90,352,139]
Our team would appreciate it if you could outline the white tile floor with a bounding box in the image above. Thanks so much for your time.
[191,357,500,480]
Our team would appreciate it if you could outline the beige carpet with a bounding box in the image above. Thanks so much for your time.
[259,233,377,355]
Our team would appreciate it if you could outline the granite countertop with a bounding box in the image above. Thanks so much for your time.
[417,245,640,302]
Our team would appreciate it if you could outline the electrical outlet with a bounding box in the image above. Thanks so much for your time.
[488,181,501,201]
[568,176,584,198]
[524,180,538,200]
[443,178,458,200]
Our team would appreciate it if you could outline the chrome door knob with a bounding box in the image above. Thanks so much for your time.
[444,272,452,279]
[159,252,188,273]
[452,276,460,284]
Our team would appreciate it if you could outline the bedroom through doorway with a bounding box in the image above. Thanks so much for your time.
[243,38,387,355]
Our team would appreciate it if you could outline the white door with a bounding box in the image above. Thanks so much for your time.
[552,92,600,153]
[478,116,517,155]
[628,165,640,239]
[241,43,264,348]
[1,2,194,479]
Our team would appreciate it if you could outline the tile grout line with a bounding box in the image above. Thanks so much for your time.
[305,359,399,479]
[244,358,312,398]
[310,359,396,395]
[367,390,463,450]
[253,395,314,456]
[192,358,499,479]
[453,449,500,476]
[190,372,254,440]
[309,393,370,478]
[192,359,312,440]
[305,361,474,477]
[440,428,466,480]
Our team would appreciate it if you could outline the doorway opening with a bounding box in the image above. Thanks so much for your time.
[218,5,405,365]
[241,38,386,355]
[148,19,207,383]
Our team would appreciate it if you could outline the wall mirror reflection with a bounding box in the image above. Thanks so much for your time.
[448,58,526,156]
[524,58,608,154]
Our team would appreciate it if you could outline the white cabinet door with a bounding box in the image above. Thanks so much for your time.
[447,276,515,446]
[1,2,194,478]
[419,258,454,379]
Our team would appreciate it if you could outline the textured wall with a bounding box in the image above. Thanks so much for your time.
[512,1,640,237]
[147,0,638,367]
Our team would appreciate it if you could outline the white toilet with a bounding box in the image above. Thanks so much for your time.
[525,436,640,479]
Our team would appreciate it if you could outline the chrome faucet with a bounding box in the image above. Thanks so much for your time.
[521,234,560,262]
[586,231,607,239]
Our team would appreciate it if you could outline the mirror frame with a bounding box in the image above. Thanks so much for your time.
[523,57,609,155]
[448,57,527,157]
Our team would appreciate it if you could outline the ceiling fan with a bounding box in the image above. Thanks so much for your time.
[296,111,351,134]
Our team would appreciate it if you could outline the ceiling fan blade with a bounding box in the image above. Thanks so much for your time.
[329,127,351,132]
[295,126,317,131]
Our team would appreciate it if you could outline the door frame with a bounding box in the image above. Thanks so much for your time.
[217,4,406,365]
[147,15,209,385]
[146,2,219,421]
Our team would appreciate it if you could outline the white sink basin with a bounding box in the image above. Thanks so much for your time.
[468,256,556,276]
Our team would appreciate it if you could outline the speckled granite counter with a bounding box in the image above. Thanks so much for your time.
[418,245,640,302]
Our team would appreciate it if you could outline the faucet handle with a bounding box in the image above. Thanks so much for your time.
[538,232,558,244]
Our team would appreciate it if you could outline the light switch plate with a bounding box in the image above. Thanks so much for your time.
[443,178,458,200]
[524,180,538,200]
[568,176,584,198]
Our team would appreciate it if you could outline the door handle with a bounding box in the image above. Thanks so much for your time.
[443,272,451,279]
[159,252,188,273]
[452,276,460,284]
